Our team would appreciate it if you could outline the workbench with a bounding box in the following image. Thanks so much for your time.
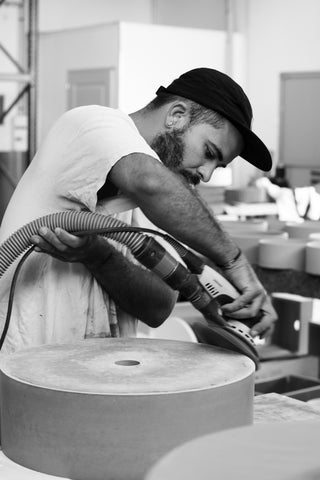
[253,391,320,422]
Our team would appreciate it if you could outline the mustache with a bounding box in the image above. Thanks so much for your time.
[180,170,201,186]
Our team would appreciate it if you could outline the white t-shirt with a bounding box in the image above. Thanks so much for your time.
[0,106,160,353]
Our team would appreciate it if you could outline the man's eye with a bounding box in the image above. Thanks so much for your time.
[205,147,225,167]
[205,147,215,159]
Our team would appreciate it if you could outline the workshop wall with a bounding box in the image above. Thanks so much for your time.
[38,0,153,31]
[1,0,319,187]
[152,0,227,30]
[36,0,320,186]
[38,0,230,32]
[247,0,320,170]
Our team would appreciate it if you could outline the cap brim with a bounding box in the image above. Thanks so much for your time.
[237,127,272,172]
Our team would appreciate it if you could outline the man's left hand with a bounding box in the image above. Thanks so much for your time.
[30,227,98,263]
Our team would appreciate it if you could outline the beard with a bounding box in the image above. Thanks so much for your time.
[150,129,201,186]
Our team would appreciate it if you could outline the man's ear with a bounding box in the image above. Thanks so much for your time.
[165,101,190,130]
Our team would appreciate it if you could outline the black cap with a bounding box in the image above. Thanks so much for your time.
[156,68,272,172]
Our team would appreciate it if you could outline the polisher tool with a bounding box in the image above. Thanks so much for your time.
[133,235,260,367]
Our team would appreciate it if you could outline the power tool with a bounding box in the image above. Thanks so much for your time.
[0,211,260,367]
[133,235,260,368]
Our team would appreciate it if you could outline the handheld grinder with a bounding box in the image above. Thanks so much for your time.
[133,236,260,368]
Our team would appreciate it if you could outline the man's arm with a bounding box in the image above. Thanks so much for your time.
[31,228,177,328]
[110,154,238,262]
[109,153,277,337]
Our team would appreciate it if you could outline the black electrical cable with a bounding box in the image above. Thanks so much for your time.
[0,226,195,350]
[0,246,35,350]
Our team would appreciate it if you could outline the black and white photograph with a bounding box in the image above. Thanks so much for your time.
[0,1,320,479]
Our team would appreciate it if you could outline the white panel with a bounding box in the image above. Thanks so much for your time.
[247,0,320,168]
[67,68,114,108]
[39,0,152,31]
[280,73,320,168]
[38,23,120,143]
[152,0,226,30]
[118,22,245,113]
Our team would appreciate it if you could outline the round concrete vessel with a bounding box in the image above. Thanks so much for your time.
[0,338,255,480]
[145,419,320,480]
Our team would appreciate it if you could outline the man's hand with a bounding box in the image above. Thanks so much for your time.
[249,298,277,339]
[219,252,278,338]
[30,227,105,265]
[30,226,177,327]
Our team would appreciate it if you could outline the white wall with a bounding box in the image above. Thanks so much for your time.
[38,23,120,140]
[38,0,153,31]
[34,0,257,187]
[38,22,246,144]
[6,0,320,187]
[152,0,226,30]
[1,0,250,186]
[118,23,245,113]
[247,0,320,171]
[38,0,229,32]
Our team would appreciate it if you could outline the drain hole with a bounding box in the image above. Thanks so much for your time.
[115,360,140,366]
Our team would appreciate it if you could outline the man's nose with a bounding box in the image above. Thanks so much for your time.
[198,162,216,183]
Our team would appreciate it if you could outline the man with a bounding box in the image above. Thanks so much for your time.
[0,68,277,353]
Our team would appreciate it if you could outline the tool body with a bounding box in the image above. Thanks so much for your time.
[134,236,260,367]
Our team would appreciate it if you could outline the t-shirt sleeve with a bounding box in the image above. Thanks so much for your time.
[55,107,160,212]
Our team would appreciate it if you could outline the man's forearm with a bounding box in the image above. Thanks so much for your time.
[110,154,239,266]
[137,183,238,266]
[83,240,177,327]
[107,155,276,330]
[31,228,177,327]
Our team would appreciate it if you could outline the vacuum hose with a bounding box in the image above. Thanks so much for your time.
[0,211,147,278]
[0,210,224,324]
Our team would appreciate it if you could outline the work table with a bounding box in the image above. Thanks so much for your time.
[254,392,320,423]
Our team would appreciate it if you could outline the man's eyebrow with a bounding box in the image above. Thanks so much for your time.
[208,141,223,162]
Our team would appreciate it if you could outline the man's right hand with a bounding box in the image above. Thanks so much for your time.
[219,252,278,338]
